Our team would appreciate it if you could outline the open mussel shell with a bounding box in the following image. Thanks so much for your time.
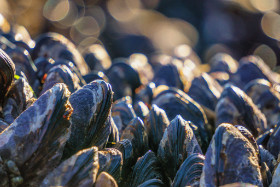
[41,147,99,187]
[64,80,113,158]
[0,48,15,105]
[172,153,205,187]
[200,123,262,186]
[244,79,280,129]
[133,101,149,121]
[98,148,123,183]
[95,172,118,187]
[112,96,137,136]
[188,72,222,111]
[32,32,90,75]
[2,77,36,124]
[157,115,202,179]
[130,151,168,187]
[120,117,149,160]
[106,62,141,100]
[144,104,170,153]
[39,64,81,95]
[0,83,73,186]
[152,86,210,152]
[216,84,267,137]
[267,122,280,158]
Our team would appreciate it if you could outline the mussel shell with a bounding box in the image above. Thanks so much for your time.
[235,125,259,154]
[216,84,267,137]
[209,53,238,74]
[112,96,137,135]
[107,116,120,145]
[256,129,273,148]
[5,47,37,87]
[135,82,156,106]
[200,123,262,186]
[152,86,210,152]
[113,139,133,180]
[32,32,90,75]
[120,117,149,160]
[83,71,108,84]
[133,101,149,121]
[152,63,185,91]
[2,77,36,124]
[130,151,167,187]
[261,162,272,187]
[0,83,73,185]
[244,79,280,129]
[41,147,99,187]
[83,44,112,72]
[98,148,123,183]
[0,48,15,104]
[95,172,118,187]
[144,104,170,153]
[270,162,280,187]
[40,64,81,95]
[259,145,276,173]
[106,62,141,100]
[188,72,222,111]
[267,122,280,158]
[231,55,279,88]
[172,153,205,187]
[157,115,202,179]
[64,80,113,158]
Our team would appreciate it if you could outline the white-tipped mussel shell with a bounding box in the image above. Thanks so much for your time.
[41,147,99,187]
[200,123,262,186]
[0,83,73,186]
[157,115,202,179]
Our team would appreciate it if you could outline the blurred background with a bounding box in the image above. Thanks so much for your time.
[1,0,280,67]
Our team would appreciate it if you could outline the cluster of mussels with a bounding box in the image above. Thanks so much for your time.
[1,22,280,187]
